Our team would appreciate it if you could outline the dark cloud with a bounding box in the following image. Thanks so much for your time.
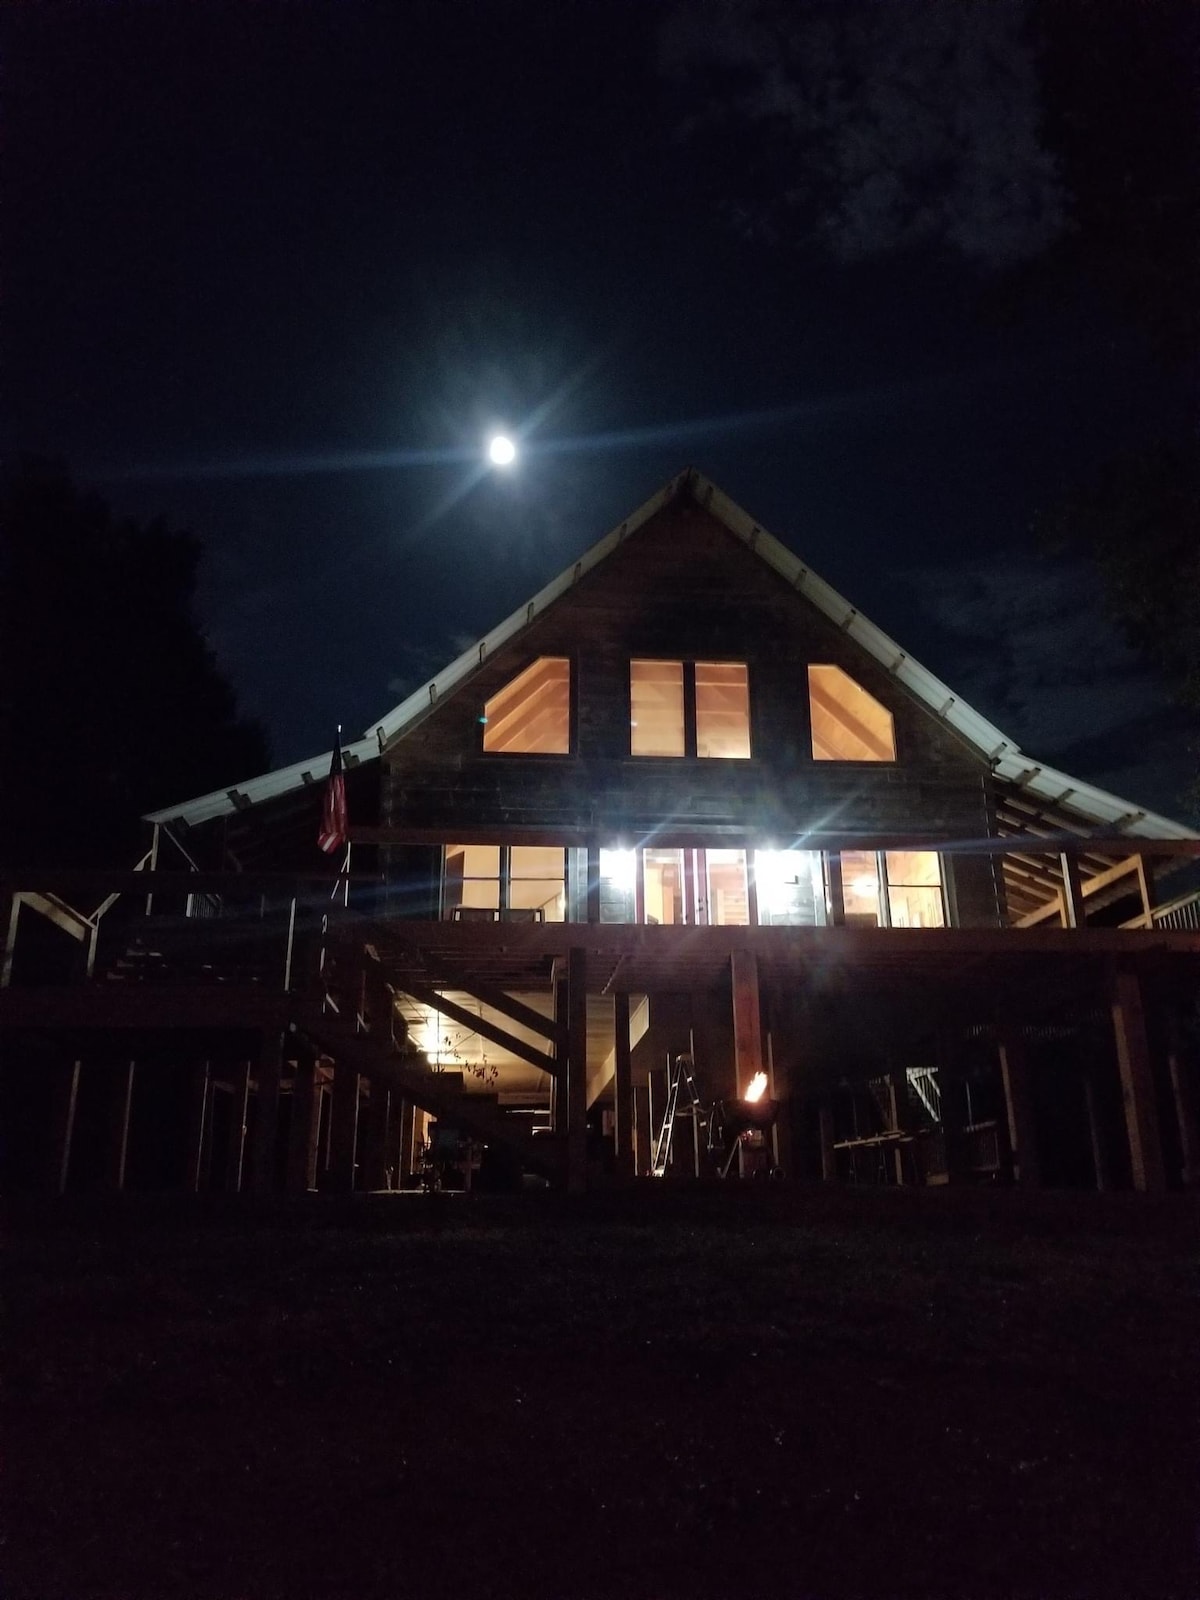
[908,553,1197,820]
[661,0,1066,267]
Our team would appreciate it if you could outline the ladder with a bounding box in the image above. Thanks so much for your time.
[651,1053,704,1177]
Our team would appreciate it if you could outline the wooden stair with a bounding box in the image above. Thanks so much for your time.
[291,999,563,1182]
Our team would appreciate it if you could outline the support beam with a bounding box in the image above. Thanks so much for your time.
[401,979,557,1076]
[997,1027,1040,1188]
[1166,1016,1200,1188]
[361,1083,391,1191]
[250,1034,283,1194]
[226,1059,252,1194]
[1059,851,1084,929]
[1083,1073,1111,1193]
[567,946,588,1193]
[633,1082,651,1176]
[551,961,568,1137]
[50,1058,81,1195]
[329,1060,361,1194]
[818,1099,837,1182]
[107,1060,136,1192]
[613,991,635,1180]
[886,1067,907,1186]
[183,1060,210,1192]
[730,949,764,1096]
[398,1097,417,1183]
[286,1056,320,1193]
[1109,967,1166,1194]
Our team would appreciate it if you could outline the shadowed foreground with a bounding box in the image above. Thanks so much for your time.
[6,1186,1199,1600]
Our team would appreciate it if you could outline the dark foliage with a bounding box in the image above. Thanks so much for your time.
[0,459,269,868]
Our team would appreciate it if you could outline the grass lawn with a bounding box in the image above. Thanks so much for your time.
[6,1184,1199,1599]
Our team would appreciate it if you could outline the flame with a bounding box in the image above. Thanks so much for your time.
[745,1071,768,1103]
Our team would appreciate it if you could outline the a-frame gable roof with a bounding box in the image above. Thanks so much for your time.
[147,468,1196,842]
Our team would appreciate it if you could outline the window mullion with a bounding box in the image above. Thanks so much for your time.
[683,661,697,756]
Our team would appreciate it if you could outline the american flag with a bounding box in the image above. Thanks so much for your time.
[317,738,348,854]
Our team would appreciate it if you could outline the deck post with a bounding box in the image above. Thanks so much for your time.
[997,1026,1040,1188]
[107,1059,136,1192]
[552,958,569,1138]
[361,1083,391,1191]
[818,1098,837,1181]
[886,1067,907,1185]
[633,1082,652,1176]
[398,1097,417,1184]
[567,945,588,1193]
[1166,1014,1200,1187]
[329,1060,361,1194]
[50,1058,81,1195]
[184,1060,211,1192]
[1083,1073,1112,1192]
[1109,966,1166,1193]
[226,1059,252,1194]
[286,1055,320,1193]
[613,991,635,1180]
[1059,851,1084,929]
[730,949,764,1096]
[935,1032,964,1184]
[250,1033,283,1194]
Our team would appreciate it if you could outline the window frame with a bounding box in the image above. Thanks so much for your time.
[628,658,752,760]
[480,656,574,757]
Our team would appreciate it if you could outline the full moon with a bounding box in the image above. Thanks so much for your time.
[488,434,517,467]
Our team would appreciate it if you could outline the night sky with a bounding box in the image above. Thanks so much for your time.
[6,1,1197,819]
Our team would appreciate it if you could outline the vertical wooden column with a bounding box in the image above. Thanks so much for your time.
[825,855,846,927]
[361,1084,391,1191]
[633,1083,651,1176]
[1083,1073,1112,1192]
[886,1067,907,1185]
[766,1026,793,1177]
[935,1032,964,1184]
[552,959,569,1137]
[226,1059,252,1194]
[612,991,635,1180]
[567,946,588,1193]
[730,949,764,1096]
[250,1033,283,1194]
[1110,966,1166,1193]
[184,1060,211,1192]
[107,1060,136,1192]
[997,1026,1040,1188]
[1166,1015,1200,1187]
[329,1060,361,1194]
[49,1058,81,1195]
[818,1099,837,1182]
[1059,851,1084,929]
[398,1097,417,1184]
[286,1055,320,1193]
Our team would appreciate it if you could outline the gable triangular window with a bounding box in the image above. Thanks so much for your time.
[808,664,896,762]
[482,657,570,754]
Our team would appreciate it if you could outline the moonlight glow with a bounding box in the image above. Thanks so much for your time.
[488,434,517,467]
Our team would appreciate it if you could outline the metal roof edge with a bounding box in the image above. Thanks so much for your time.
[142,736,379,829]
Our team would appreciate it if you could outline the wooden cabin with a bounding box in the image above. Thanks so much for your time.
[4,469,1200,1197]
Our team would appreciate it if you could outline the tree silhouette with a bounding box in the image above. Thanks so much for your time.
[0,459,269,868]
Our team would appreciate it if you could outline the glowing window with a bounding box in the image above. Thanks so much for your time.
[808,665,896,762]
[754,850,826,926]
[443,845,501,917]
[885,851,944,928]
[696,663,751,759]
[509,845,565,923]
[643,848,685,925]
[705,849,749,925]
[482,657,570,754]
[841,849,883,927]
[630,660,684,756]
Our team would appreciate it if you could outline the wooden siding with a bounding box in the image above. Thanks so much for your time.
[382,494,1001,923]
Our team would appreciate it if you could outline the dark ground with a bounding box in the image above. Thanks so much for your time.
[5,1184,1199,1600]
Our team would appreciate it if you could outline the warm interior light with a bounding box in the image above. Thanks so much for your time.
[744,1071,768,1103]
[601,849,637,894]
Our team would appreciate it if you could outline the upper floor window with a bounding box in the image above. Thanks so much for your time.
[630,660,751,759]
[841,849,945,927]
[696,663,751,758]
[482,657,570,754]
[630,660,685,756]
[808,664,895,762]
[443,843,566,922]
